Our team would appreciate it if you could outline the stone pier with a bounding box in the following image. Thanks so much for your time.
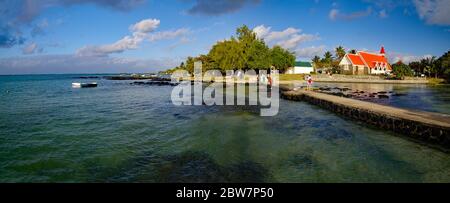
[281,89,450,152]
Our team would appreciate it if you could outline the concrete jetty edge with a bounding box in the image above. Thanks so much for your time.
[281,88,450,152]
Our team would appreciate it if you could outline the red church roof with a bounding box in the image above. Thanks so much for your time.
[347,54,365,66]
[358,51,391,70]
[344,47,392,71]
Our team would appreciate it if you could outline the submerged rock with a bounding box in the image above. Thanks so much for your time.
[131,80,178,86]
[378,95,389,99]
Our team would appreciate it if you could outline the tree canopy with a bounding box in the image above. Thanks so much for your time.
[392,61,414,78]
[168,25,295,73]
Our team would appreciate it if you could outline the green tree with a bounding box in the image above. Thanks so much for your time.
[246,39,271,70]
[392,61,413,79]
[208,38,245,71]
[335,46,346,60]
[421,56,438,78]
[270,45,295,72]
[170,24,295,73]
[185,57,195,74]
[323,51,333,63]
[312,55,322,70]
[436,51,450,82]
[408,61,423,76]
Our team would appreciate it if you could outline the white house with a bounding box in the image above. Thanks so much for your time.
[285,61,314,74]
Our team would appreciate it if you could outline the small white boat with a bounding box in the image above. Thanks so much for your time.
[72,82,98,88]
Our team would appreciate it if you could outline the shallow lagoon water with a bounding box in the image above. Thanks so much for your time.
[311,82,450,115]
[0,75,449,182]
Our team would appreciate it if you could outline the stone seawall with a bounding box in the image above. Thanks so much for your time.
[281,89,450,152]
[313,74,429,84]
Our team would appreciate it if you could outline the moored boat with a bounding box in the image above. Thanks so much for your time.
[72,82,98,88]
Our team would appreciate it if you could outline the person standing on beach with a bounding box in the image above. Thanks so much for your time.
[306,75,313,90]
[268,74,272,87]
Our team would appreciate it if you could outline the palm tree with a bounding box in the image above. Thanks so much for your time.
[422,56,437,78]
[312,55,321,72]
[324,52,333,64]
[335,46,346,59]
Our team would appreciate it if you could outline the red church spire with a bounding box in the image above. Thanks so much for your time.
[380,46,386,55]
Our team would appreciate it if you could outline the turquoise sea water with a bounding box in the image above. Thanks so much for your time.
[0,75,449,183]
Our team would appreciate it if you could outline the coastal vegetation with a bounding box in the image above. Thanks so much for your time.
[166,25,295,74]
[165,25,450,84]
[311,46,345,73]
[312,48,450,83]
[391,61,414,79]
[393,51,450,82]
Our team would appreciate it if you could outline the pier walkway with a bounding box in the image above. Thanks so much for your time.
[282,89,450,151]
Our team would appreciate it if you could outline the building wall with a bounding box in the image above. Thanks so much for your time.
[370,68,390,75]
[339,64,367,75]
[339,56,354,75]
[285,66,314,74]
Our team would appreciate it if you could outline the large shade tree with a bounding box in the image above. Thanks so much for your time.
[168,25,295,74]
[270,45,295,72]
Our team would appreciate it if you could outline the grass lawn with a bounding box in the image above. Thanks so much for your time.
[279,74,305,81]
[427,78,446,85]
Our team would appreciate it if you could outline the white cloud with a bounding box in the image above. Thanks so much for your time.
[76,34,146,57]
[329,9,339,20]
[253,25,319,51]
[22,42,42,55]
[129,18,160,33]
[387,52,433,64]
[147,28,190,42]
[294,46,326,58]
[413,0,450,25]
[0,54,180,74]
[329,7,373,21]
[76,18,189,57]
[253,25,271,39]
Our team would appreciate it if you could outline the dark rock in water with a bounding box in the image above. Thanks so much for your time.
[173,113,190,120]
[131,81,146,85]
[359,91,365,93]
[319,87,331,91]
[332,92,345,97]
[378,95,389,99]
[378,91,387,94]
[77,76,100,79]
[369,95,375,98]
[131,80,178,86]
[289,154,314,169]
[159,151,269,183]
[393,93,407,96]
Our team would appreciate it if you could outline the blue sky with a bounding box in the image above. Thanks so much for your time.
[0,0,449,74]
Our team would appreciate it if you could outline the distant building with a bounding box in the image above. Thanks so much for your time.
[339,46,391,75]
[285,61,314,74]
